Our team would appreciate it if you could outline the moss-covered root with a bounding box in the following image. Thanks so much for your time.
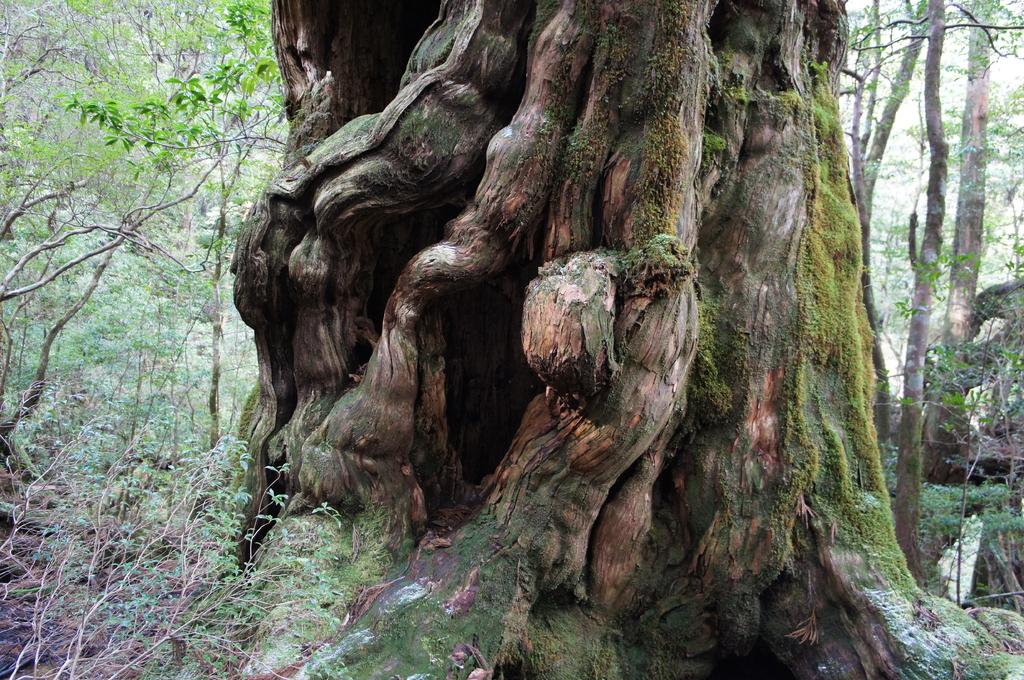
[291,516,524,680]
[758,538,1024,680]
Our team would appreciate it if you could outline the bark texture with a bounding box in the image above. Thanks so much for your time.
[232,1,1024,678]
[945,25,990,346]
[208,192,228,450]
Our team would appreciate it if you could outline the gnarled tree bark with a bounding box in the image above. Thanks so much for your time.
[232,1,1024,678]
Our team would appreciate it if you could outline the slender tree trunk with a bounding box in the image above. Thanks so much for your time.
[894,0,949,582]
[923,22,991,483]
[208,200,226,450]
[848,16,924,446]
[233,1,1024,677]
[127,350,144,445]
[0,298,31,413]
[946,26,990,344]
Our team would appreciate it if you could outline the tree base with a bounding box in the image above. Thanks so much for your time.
[239,511,1024,680]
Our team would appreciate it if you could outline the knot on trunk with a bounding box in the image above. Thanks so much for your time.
[521,252,621,399]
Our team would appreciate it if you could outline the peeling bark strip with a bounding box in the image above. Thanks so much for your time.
[233,1,1024,678]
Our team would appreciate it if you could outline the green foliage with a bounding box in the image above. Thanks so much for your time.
[723,83,750,106]
[62,0,279,156]
[0,0,281,461]
[244,510,392,674]
[1,1,282,665]
[2,412,272,675]
[920,483,1024,599]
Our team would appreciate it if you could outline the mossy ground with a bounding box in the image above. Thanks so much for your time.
[303,513,524,680]
[863,589,1024,680]
[245,509,391,674]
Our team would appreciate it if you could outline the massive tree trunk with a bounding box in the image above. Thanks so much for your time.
[232,1,1024,678]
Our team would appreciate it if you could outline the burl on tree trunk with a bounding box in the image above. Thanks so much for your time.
[232,1,1024,678]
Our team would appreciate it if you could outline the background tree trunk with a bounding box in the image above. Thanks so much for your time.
[893,0,949,582]
[208,192,227,450]
[923,19,992,484]
[847,2,924,446]
[946,25,991,344]
[233,1,1024,677]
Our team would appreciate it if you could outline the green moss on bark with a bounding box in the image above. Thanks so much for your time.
[620,233,693,297]
[530,0,561,48]
[790,69,914,595]
[631,0,692,243]
[397,107,464,155]
[685,296,747,431]
[521,608,625,679]
[633,111,688,242]
[563,112,610,181]
[701,131,726,171]
[237,384,259,439]
[775,90,803,116]
[723,83,750,106]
